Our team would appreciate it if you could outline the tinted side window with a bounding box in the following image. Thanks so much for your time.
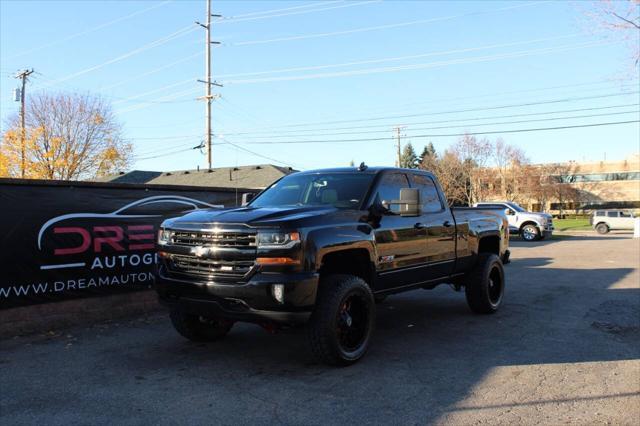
[595,211,604,217]
[411,174,443,212]
[620,211,631,217]
[376,173,410,213]
[607,211,618,217]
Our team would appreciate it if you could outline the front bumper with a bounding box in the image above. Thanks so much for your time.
[155,266,319,325]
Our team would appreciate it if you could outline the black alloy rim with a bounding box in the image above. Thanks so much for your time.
[336,293,369,352]
[488,266,503,305]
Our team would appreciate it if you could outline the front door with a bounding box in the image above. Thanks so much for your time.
[372,172,429,291]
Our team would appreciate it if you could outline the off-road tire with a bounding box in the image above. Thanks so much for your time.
[308,274,375,366]
[170,309,233,342]
[596,223,609,234]
[465,253,505,314]
[521,224,540,241]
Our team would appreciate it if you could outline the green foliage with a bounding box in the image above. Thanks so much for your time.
[400,142,418,169]
[419,142,437,164]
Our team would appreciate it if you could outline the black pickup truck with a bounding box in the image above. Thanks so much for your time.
[155,166,510,365]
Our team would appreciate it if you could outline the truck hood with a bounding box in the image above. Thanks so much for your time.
[162,205,361,229]
[518,212,552,222]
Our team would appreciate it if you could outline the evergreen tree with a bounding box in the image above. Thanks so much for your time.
[400,142,418,168]
[419,142,437,164]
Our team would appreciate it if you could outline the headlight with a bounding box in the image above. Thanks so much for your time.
[256,231,300,248]
[157,229,173,245]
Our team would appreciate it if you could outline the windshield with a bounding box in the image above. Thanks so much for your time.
[250,172,374,209]
[506,202,526,212]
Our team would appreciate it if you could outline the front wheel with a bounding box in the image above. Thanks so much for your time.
[521,224,540,241]
[308,274,375,366]
[170,310,234,342]
[465,253,505,314]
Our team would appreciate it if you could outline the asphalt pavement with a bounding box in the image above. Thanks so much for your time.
[1,233,639,425]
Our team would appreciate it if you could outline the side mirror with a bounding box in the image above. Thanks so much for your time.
[385,188,421,217]
[241,192,256,206]
[399,188,421,216]
[504,209,514,216]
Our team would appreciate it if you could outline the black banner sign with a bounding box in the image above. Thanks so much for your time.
[0,180,245,309]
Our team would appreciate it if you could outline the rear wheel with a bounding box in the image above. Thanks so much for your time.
[308,274,375,366]
[170,310,233,342]
[596,223,609,234]
[465,253,505,314]
[521,224,540,241]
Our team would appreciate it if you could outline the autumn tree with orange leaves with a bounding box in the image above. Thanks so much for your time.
[0,92,132,180]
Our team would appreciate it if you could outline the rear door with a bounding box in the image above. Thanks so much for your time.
[618,211,635,230]
[372,172,429,290]
[410,173,456,278]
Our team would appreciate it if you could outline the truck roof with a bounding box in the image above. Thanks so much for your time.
[295,166,432,175]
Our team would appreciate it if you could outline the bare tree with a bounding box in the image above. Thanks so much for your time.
[450,134,492,205]
[433,150,467,206]
[581,0,640,68]
[492,138,530,203]
[1,92,131,180]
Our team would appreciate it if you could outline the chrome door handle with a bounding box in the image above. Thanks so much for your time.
[414,223,426,229]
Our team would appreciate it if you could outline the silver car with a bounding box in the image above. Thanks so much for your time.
[475,201,554,241]
[591,210,636,234]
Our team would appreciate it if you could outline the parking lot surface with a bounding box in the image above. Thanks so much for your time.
[1,234,639,425]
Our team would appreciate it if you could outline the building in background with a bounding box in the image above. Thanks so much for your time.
[478,154,640,215]
[94,164,296,190]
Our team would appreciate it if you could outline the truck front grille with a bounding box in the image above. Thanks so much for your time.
[168,255,254,279]
[165,228,257,281]
[171,230,256,248]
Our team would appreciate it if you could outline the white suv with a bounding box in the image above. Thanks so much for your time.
[591,210,636,234]
[475,201,554,241]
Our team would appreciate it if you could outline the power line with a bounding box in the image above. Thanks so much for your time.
[224,40,615,85]
[218,34,584,78]
[215,1,380,24]
[216,136,296,167]
[217,109,639,139]
[99,51,202,91]
[230,0,552,46]
[134,143,203,161]
[221,102,638,137]
[222,1,342,20]
[111,79,196,105]
[221,91,639,132]
[115,87,199,114]
[7,1,173,59]
[235,120,639,145]
[33,25,197,89]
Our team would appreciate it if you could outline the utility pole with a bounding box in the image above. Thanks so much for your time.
[14,69,34,178]
[196,0,222,170]
[393,126,405,167]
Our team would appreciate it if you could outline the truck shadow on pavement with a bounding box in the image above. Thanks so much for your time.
[2,253,637,425]
[111,255,638,425]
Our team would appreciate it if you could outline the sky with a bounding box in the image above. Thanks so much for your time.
[1,0,639,172]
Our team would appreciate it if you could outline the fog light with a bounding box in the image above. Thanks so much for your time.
[272,284,285,304]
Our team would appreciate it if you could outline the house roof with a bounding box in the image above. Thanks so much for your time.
[94,164,296,189]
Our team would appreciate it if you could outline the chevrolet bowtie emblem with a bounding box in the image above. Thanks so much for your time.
[191,246,210,258]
